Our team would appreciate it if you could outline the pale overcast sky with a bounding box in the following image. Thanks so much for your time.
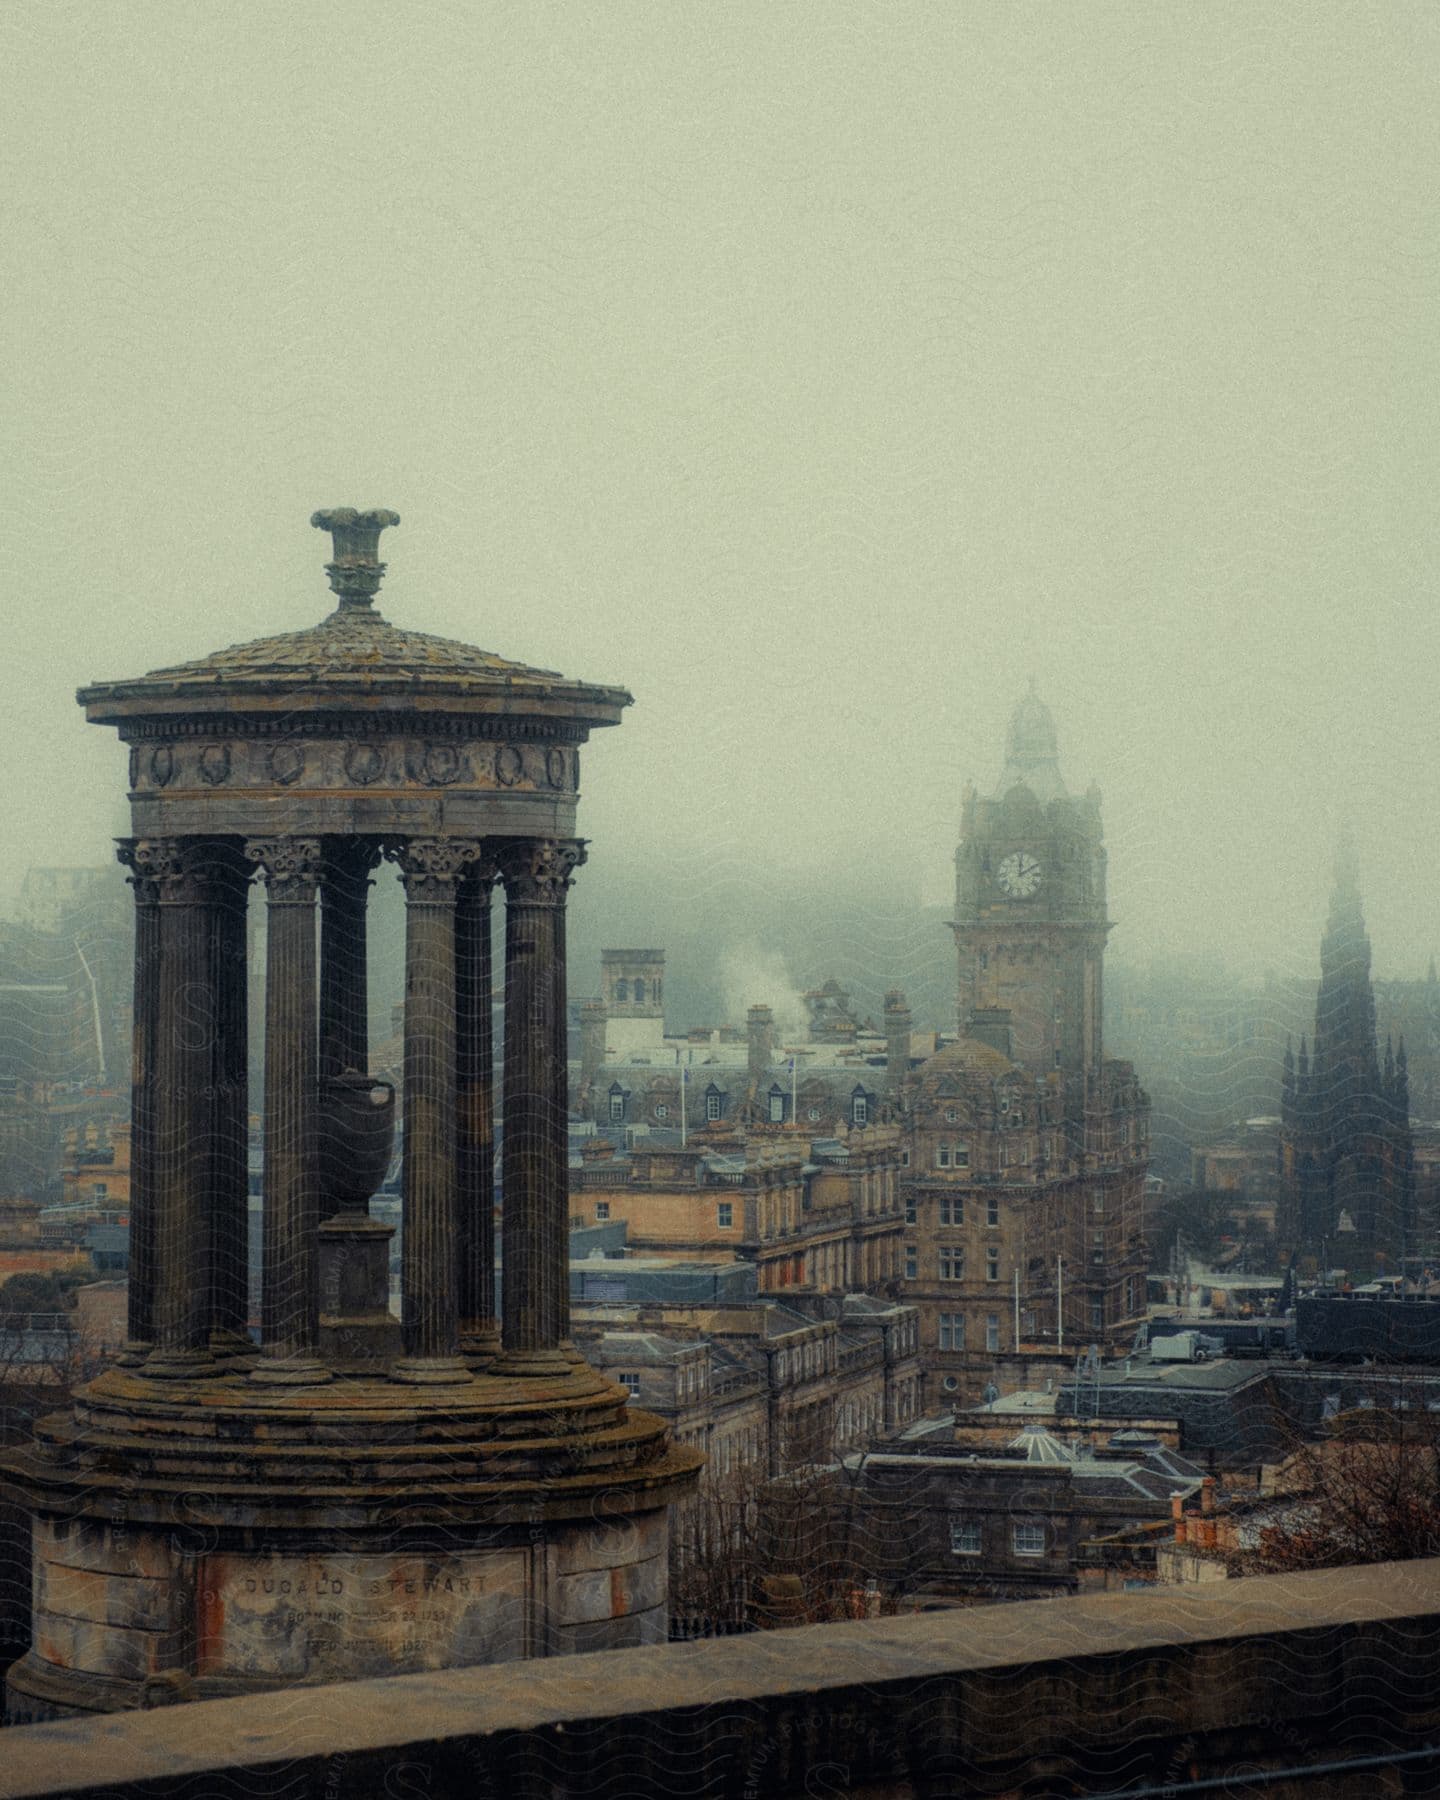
[4,3,1437,980]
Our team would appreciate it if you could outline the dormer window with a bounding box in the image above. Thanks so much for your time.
[850,1087,869,1126]
[768,1085,785,1123]
[608,1083,626,1123]
[705,1084,724,1121]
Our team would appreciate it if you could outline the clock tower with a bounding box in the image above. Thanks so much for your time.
[953,685,1109,1103]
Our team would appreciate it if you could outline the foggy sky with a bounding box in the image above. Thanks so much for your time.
[4,3,1438,987]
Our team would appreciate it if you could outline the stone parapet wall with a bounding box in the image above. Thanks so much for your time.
[6,1559,1440,1796]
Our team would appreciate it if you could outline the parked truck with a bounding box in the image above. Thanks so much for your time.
[1147,1328,1225,1363]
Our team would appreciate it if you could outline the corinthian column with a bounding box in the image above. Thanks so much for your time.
[389,837,482,1383]
[115,841,159,1364]
[319,836,381,1090]
[246,836,330,1386]
[208,840,252,1359]
[143,838,223,1377]
[456,853,500,1363]
[493,838,584,1377]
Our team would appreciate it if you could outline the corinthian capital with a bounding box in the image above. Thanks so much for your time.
[123,837,222,906]
[246,837,323,903]
[494,838,586,907]
[387,836,485,903]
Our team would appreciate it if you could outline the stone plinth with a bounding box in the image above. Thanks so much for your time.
[5,1362,698,1721]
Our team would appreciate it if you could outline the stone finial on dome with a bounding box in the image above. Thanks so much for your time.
[310,508,401,608]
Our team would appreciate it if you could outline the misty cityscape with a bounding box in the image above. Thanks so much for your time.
[2,6,1439,1798]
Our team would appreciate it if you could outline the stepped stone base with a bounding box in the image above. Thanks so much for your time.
[2,1360,699,1722]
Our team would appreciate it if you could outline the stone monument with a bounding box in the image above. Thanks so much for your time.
[2,509,701,1720]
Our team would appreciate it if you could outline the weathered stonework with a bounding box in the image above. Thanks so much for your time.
[1,509,701,1720]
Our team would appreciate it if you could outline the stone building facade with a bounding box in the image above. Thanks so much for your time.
[572,1292,921,1485]
[570,1127,906,1295]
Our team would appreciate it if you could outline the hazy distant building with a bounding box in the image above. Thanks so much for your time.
[898,690,1150,1401]
[1280,832,1415,1274]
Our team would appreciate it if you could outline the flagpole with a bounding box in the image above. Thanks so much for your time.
[680,1060,688,1148]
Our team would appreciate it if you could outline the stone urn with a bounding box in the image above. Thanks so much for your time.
[317,1071,395,1214]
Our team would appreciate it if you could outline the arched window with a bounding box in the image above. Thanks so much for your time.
[632,978,645,1005]
[768,1085,785,1123]
[705,1085,724,1121]
[851,1088,869,1126]
[615,979,629,1003]
[608,1084,626,1123]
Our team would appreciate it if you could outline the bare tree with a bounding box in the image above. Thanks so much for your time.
[1227,1395,1440,1576]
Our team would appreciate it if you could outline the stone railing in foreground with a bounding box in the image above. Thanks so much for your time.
[6,1561,1440,1798]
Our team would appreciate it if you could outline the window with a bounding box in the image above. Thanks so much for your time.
[986,1315,1000,1352]
[986,1197,999,1227]
[1054,1049,1063,1069]
[945,1108,958,1124]
[705,1087,723,1121]
[594,1201,610,1222]
[937,1145,951,1169]
[940,1248,964,1281]
[615,979,629,1003]
[851,1091,869,1126]
[900,1149,910,1167]
[717,1202,734,1230]
[939,1196,964,1226]
[938,1311,964,1350]
[632,979,645,1005]
[1092,1193,1105,1214]
[807,1107,820,1121]
[904,1195,917,1225]
[950,1520,982,1556]
[1090,1298,1105,1329]
[1012,1522,1045,1557]
[986,1248,1000,1282]
[654,1103,669,1120]
[768,1087,785,1123]
[954,1143,969,1169]
[608,1085,625,1122]
[904,1245,918,1280]
[617,1371,641,1398]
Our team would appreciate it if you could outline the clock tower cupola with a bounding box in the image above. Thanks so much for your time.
[953,686,1109,1097]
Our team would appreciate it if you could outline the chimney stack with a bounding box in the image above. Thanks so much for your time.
[884,988,913,1098]
[747,1004,775,1088]
[579,999,608,1088]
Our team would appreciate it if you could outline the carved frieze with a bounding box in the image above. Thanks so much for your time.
[269,743,306,786]
[199,744,232,786]
[121,734,578,799]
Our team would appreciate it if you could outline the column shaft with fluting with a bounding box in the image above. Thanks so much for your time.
[456,857,499,1360]
[209,843,251,1351]
[319,837,377,1086]
[247,837,329,1384]
[115,841,158,1360]
[496,839,584,1373]
[391,838,481,1381]
[146,839,222,1374]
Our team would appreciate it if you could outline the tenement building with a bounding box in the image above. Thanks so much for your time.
[899,690,1149,1404]
[1280,830,1416,1276]
[0,509,699,1721]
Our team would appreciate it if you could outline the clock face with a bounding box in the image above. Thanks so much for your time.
[997,850,1042,898]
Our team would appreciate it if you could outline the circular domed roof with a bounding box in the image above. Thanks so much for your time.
[915,1036,1016,1087]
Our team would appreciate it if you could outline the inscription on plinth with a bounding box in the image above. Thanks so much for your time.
[198,1549,530,1680]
